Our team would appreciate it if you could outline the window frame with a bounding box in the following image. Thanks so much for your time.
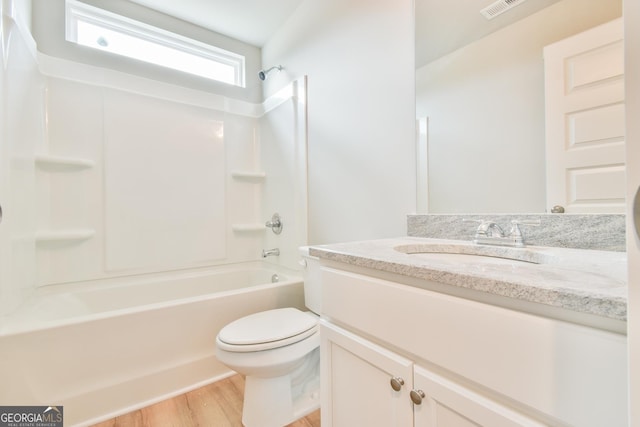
[65,0,246,87]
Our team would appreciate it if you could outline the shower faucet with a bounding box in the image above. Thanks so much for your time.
[265,213,283,235]
[262,248,280,258]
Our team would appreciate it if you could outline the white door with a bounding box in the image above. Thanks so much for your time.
[320,322,414,427]
[544,18,625,213]
[413,365,546,427]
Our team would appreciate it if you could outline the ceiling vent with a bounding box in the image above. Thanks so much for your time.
[480,0,529,20]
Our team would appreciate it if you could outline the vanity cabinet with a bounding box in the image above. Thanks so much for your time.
[412,365,548,427]
[322,321,545,427]
[319,266,628,427]
[321,321,413,426]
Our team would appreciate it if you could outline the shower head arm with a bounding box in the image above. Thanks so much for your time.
[258,65,283,81]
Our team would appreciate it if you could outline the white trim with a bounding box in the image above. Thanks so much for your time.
[37,52,297,118]
[263,83,295,114]
[416,117,429,214]
[65,0,245,87]
[1,0,38,62]
[625,1,640,425]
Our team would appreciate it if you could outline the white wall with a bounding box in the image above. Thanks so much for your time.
[416,0,622,213]
[261,0,416,245]
[31,0,263,103]
[625,0,640,424]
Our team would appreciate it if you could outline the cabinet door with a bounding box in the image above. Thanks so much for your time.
[413,365,546,427]
[320,321,414,427]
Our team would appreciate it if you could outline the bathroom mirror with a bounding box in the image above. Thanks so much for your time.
[109,0,624,215]
[415,0,624,214]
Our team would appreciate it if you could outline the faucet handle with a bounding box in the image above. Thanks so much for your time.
[463,219,498,237]
[265,213,283,235]
[508,219,540,245]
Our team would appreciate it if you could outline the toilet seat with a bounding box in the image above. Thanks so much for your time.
[217,308,318,352]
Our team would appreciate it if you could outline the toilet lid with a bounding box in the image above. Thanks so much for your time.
[217,308,318,348]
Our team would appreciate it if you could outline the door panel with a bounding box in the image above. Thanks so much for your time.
[413,365,545,427]
[544,18,625,213]
[320,322,414,427]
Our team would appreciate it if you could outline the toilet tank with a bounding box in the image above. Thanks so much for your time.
[299,247,322,314]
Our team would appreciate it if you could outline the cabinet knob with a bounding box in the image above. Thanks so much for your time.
[410,389,426,405]
[390,377,405,391]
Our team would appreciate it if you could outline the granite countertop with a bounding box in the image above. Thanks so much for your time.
[309,237,628,322]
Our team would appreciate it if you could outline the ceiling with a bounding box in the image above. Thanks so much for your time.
[415,0,562,67]
[127,0,304,47]
[127,0,561,67]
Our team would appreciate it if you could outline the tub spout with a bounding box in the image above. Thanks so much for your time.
[262,248,280,258]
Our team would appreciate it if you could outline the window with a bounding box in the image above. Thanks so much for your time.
[65,0,245,87]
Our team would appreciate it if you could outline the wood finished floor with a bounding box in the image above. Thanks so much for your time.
[91,374,320,427]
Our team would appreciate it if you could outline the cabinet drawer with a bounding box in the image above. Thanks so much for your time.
[321,267,627,427]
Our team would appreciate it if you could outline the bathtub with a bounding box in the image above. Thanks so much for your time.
[0,262,305,426]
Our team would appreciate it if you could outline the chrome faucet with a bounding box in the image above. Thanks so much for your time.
[485,222,505,238]
[262,248,280,258]
[265,213,283,235]
[467,219,540,247]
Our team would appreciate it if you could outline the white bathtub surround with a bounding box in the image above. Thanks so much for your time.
[309,237,627,330]
[0,263,305,426]
[34,57,309,286]
[0,1,41,317]
[0,5,311,426]
[407,213,626,251]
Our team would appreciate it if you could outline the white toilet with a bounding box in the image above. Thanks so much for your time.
[215,248,322,427]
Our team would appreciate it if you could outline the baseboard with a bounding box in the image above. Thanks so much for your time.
[61,355,234,427]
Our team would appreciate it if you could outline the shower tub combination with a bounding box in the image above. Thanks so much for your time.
[0,262,305,426]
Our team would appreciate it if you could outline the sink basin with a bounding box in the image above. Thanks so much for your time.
[393,243,556,265]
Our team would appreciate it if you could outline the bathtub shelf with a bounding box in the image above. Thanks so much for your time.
[35,229,96,243]
[35,154,94,170]
[232,224,267,232]
[231,171,266,182]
